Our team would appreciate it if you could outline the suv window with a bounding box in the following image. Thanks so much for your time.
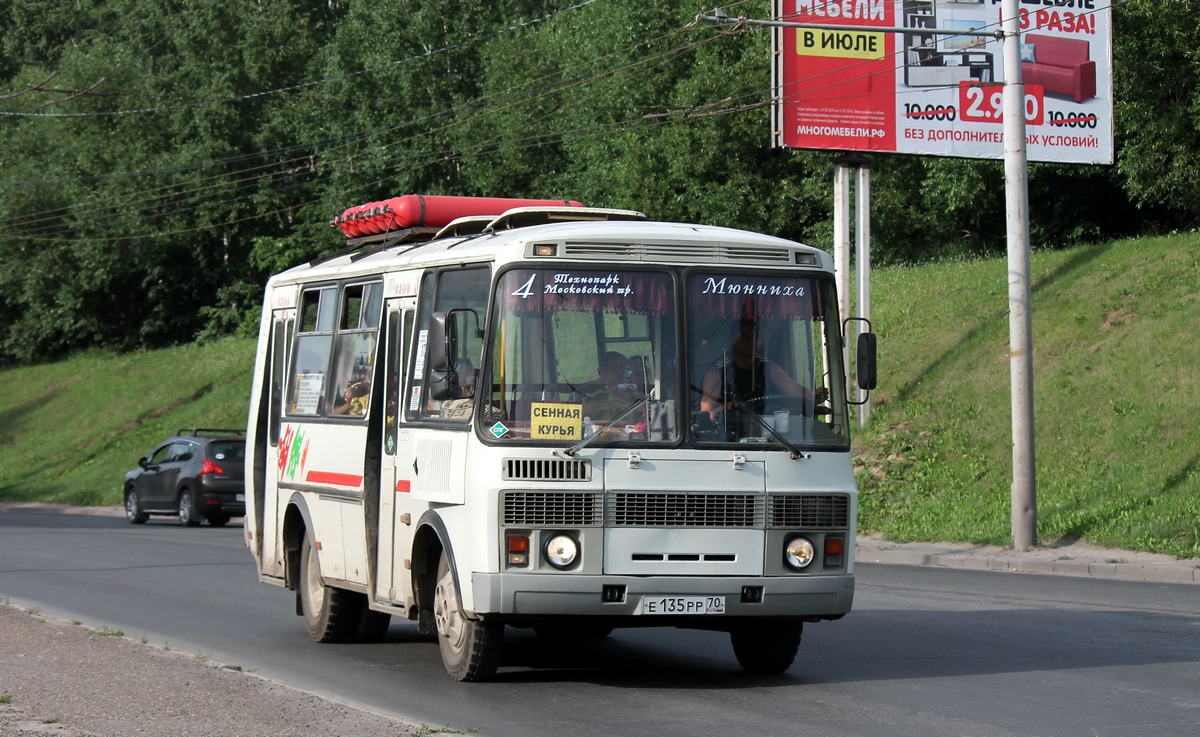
[147,444,174,465]
[208,440,245,462]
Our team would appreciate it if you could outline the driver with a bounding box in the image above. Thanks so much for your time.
[584,351,636,420]
[699,317,825,426]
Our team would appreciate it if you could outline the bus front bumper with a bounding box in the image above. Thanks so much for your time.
[470,572,854,621]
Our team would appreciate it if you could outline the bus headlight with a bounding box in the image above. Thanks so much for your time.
[784,536,815,570]
[544,533,579,569]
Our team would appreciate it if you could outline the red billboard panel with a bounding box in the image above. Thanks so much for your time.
[773,0,1112,164]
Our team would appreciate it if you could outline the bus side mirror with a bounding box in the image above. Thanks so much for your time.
[856,332,877,391]
[427,312,460,401]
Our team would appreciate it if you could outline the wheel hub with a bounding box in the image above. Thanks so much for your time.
[433,567,466,652]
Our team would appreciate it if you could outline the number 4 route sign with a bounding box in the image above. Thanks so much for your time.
[771,0,1113,165]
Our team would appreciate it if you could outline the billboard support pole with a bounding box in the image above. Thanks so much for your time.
[856,164,871,427]
[1001,0,1037,550]
[834,157,872,425]
[834,164,852,395]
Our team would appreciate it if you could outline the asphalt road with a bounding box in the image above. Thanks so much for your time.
[2,505,1199,737]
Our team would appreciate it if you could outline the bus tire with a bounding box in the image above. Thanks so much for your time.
[433,552,501,681]
[730,621,802,674]
[299,530,356,643]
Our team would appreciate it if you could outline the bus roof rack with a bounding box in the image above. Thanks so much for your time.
[306,227,441,267]
[433,215,497,239]
[434,206,647,240]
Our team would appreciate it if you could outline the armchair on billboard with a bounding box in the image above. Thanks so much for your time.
[773,0,1112,164]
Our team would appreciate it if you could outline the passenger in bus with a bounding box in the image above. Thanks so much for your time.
[583,351,638,420]
[332,380,370,416]
[699,318,825,427]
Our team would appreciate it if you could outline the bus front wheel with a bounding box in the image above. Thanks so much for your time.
[730,621,803,674]
[433,552,501,681]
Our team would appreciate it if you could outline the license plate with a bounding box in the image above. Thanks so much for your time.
[236,494,245,502]
[635,595,725,615]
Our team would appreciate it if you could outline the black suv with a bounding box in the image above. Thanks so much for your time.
[124,429,246,526]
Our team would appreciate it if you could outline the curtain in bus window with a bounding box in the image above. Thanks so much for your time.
[688,274,820,321]
[504,269,672,316]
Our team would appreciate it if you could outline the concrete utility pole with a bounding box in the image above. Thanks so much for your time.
[833,165,852,386]
[1002,0,1037,549]
[855,164,871,426]
[833,158,873,427]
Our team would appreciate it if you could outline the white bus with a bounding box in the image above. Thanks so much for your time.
[245,194,876,681]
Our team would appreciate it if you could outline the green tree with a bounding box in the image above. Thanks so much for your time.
[1112,1,1200,220]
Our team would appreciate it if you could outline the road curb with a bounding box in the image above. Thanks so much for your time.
[856,538,1200,585]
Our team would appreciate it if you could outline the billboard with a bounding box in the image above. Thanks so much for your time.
[772,0,1113,164]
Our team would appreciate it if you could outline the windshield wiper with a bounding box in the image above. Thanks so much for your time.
[563,393,652,457]
[727,398,807,461]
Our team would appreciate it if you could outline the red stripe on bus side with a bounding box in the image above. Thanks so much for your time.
[305,470,364,487]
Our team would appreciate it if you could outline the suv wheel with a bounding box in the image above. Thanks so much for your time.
[125,489,148,524]
[178,489,201,527]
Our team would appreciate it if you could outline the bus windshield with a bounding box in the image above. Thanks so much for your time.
[483,266,847,448]
[485,267,679,443]
[686,272,848,447]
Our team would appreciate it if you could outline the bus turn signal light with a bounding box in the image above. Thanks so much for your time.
[824,536,845,567]
[507,534,530,567]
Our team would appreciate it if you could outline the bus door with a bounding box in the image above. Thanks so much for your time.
[260,308,294,578]
[379,298,416,605]
[384,267,489,604]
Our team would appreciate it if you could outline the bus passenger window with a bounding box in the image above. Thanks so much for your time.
[289,287,336,415]
[328,282,382,418]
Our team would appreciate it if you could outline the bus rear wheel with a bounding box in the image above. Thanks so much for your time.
[433,552,501,681]
[299,531,357,643]
[730,621,803,674]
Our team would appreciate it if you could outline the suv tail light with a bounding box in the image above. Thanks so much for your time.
[199,459,224,476]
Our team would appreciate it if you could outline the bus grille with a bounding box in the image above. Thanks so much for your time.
[767,494,850,529]
[502,458,592,482]
[502,492,602,526]
[608,492,763,528]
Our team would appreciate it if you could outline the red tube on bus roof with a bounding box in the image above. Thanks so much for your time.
[332,195,584,237]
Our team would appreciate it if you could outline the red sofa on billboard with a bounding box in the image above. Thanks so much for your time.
[1021,33,1096,103]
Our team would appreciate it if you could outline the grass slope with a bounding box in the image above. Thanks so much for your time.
[0,338,256,506]
[856,233,1200,558]
[0,234,1196,557]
